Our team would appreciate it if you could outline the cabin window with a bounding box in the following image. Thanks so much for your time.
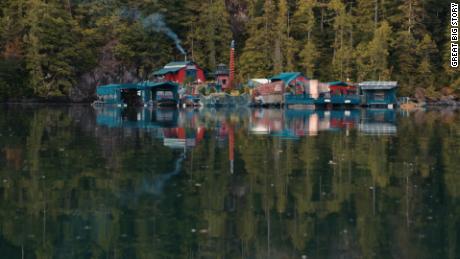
[222,79,227,85]
[157,91,174,100]
[374,91,385,101]
[186,69,197,82]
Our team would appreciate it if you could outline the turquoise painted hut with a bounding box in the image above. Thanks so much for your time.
[96,81,179,107]
[359,81,398,107]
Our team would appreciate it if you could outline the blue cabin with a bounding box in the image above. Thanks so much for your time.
[315,81,360,106]
[359,81,398,107]
[96,81,179,107]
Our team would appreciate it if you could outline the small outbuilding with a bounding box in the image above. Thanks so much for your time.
[96,81,179,107]
[359,81,398,107]
[215,63,231,90]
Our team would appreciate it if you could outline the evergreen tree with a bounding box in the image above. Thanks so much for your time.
[329,0,354,80]
[354,0,378,43]
[239,0,276,79]
[187,0,232,71]
[0,0,458,99]
[293,0,318,77]
[274,0,295,72]
[415,34,438,88]
[356,21,392,81]
[394,31,418,95]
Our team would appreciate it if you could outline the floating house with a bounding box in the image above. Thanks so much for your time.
[95,81,179,107]
[317,81,360,106]
[253,72,310,106]
[152,61,206,85]
[359,81,398,108]
[271,72,309,94]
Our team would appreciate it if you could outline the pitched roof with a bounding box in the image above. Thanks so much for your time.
[152,61,195,76]
[215,63,229,75]
[164,61,193,68]
[270,72,304,85]
[153,67,183,75]
[359,81,398,90]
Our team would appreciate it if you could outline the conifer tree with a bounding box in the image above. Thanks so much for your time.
[329,0,354,80]
[354,0,378,43]
[293,0,318,78]
[274,0,296,73]
[239,0,276,79]
[187,0,232,71]
[394,31,418,95]
[356,21,392,81]
[415,34,437,88]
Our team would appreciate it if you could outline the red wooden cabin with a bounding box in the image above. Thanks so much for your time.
[152,61,206,85]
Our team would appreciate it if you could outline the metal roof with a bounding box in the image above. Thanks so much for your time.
[153,67,183,76]
[152,61,195,76]
[215,63,229,75]
[164,61,193,68]
[270,72,304,85]
[359,81,398,90]
[97,81,179,95]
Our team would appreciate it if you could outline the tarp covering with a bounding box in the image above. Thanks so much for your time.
[270,72,303,85]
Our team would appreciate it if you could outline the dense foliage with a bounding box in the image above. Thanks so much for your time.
[0,0,458,100]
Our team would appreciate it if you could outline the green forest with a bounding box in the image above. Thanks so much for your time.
[0,0,459,101]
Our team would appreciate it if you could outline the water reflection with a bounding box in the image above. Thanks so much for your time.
[0,105,459,258]
[95,107,398,141]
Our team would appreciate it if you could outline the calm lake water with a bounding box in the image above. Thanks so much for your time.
[0,105,459,259]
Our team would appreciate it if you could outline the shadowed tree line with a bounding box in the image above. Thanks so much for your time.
[0,0,458,101]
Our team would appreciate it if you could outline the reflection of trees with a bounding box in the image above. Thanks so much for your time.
[0,108,459,258]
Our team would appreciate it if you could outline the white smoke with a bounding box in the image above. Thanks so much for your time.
[120,9,186,55]
[142,13,186,55]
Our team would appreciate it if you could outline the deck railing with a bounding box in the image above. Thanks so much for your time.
[285,94,361,105]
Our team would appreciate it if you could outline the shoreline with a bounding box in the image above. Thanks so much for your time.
[1,101,459,109]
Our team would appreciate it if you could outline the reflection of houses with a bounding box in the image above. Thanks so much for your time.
[95,108,179,129]
[249,109,360,138]
[95,107,208,149]
[358,109,397,135]
[152,61,206,85]
[249,109,284,135]
[163,127,205,149]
